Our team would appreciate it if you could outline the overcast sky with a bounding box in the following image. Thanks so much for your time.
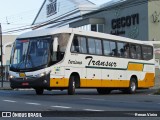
[0,0,110,34]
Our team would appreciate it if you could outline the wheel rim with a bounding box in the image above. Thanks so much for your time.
[131,82,136,92]
[73,81,75,89]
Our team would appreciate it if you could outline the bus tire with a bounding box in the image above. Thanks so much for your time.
[128,78,137,94]
[35,88,44,95]
[97,88,111,95]
[68,76,76,95]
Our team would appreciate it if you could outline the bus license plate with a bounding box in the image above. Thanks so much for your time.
[22,83,29,86]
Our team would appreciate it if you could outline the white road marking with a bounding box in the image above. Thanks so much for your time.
[51,106,71,109]
[81,98,105,101]
[3,100,16,103]
[83,109,104,111]
[25,102,41,105]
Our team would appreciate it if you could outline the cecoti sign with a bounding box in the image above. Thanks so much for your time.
[111,13,139,29]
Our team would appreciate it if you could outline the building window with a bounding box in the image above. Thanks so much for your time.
[98,24,104,33]
[77,24,104,33]
[91,25,97,32]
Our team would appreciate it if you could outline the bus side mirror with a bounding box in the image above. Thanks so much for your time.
[53,37,58,52]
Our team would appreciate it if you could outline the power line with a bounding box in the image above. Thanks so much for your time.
[2,14,82,34]
[2,0,151,34]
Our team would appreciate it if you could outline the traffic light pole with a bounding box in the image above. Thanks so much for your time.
[0,24,3,87]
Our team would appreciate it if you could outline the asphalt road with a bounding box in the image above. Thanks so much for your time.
[0,89,160,119]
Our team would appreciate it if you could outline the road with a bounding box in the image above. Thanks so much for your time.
[0,89,160,119]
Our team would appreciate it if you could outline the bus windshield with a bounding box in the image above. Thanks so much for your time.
[10,36,52,71]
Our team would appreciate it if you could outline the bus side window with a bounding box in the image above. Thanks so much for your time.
[142,46,153,60]
[117,42,124,57]
[136,45,142,59]
[80,37,87,54]
[130,44,142,59]
[88,38,96,54]
[71,36,80,53]
[147,47,153,60]
[124,45,130,58]
[110,41,116,56]
[103,40,110,56]
[95,39,102,55]
[71,36,87,54]
[130,44,137,59]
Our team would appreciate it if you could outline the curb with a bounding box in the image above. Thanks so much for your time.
[0,87,12,90]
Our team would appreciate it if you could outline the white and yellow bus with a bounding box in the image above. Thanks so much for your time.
[9,28,155,95]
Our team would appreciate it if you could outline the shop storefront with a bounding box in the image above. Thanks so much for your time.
[33,0,160,41]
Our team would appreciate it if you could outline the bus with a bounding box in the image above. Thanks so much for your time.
[9,28,155,95]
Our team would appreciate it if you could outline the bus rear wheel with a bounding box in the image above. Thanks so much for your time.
[97,88,111,95]
[68,76,76,95]
[35,88,44,95]
[126,78,137,94]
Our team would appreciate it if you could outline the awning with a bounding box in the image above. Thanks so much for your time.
[69,18,105,27]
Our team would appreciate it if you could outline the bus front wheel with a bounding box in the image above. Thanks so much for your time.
[35,88,44,95]
[68,76,76,95]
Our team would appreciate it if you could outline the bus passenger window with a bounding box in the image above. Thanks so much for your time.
[117,42,125,57]
[88,38,96,54]
[130,45,136,59]
[124,44,130,58]
[103,40,116,57]
[71,36,87,54]
[71,36,80,53]
[95,39,102,55]
[80,37,87,54]
[130,44,142,59]
[147,47,153,60]
[142,46,153,60]
[103,40,110,56]
[110,41,116,56]
[136,45,142,59]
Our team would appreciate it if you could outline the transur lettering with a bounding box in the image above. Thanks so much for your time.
[85,56,117,67]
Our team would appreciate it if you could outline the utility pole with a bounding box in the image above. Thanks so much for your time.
[0,23,3,87]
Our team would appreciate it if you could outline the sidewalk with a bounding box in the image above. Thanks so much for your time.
[0,81,11,90]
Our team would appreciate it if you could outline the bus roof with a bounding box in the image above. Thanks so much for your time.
[17,28,153,46]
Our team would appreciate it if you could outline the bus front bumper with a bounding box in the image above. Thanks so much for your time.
[10,74,50,89]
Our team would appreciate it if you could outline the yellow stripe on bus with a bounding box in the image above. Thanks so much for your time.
[50,78,69,87]
[50,73,155,88]
[138,73,155,88]
[127,63,143,71]
[80,79,129,87]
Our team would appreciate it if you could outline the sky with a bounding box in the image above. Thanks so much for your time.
[0,0,110,35]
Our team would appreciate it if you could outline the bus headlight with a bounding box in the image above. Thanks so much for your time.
[35,72,46,77]
[35,71,51,77]
[40,73,45,77]
[9,75,15,79]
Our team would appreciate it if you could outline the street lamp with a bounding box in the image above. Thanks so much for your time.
[0,23,3,87]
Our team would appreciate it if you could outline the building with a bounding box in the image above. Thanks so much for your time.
[1,35,17,80]
[32,0,160,41]
[32,0,97,29]
[32,0,160,63]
